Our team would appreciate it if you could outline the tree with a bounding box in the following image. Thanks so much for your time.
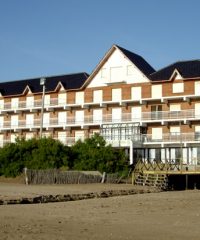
[71,134,128,173]
[0,137,70,177]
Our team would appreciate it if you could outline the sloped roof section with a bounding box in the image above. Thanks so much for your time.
[0,72,89,96]
[150,60,200,81]
[116,45,156,76]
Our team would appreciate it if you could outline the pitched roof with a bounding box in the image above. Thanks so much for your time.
[0,72,89,96]
[150,60,200,81]
[116,45,155,76]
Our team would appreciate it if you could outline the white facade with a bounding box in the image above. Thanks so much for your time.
[88,48,149,88]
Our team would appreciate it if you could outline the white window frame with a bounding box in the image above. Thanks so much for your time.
[93,90,103,103]
[127,65,134,76]
[172,82,184,93]
[112,88,121,102]
[131,87,141,100]
[58,93,67,105]
[152,85,162,98]
[75,92,84,104]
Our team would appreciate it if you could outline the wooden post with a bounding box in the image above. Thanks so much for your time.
[132,172,135,185]
[185,174,188,190]
[24,167,28,185]
[101,172,106,183]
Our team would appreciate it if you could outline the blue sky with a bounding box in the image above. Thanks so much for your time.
[0,0,199,82]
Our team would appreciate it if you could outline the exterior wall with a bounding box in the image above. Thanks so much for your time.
[87,48,149,88]
[0,48,200,165]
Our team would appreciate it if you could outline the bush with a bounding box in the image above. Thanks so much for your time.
[0,135,129,177]
[71,134,128,173]
[0,137,70,177]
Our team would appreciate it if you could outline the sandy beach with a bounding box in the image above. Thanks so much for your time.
[0,183,200,240]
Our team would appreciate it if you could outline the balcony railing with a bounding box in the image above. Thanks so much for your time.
[0,109,200,131]
[0,91,200,112]
[143,133,200,144]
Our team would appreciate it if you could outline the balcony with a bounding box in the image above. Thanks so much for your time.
[143,133,200,145]
[0,109,199,132]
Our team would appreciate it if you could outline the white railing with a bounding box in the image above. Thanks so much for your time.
[143,133,200,144]
[1,110,200,130]
[0,136,84,148]
[1,132,200,148]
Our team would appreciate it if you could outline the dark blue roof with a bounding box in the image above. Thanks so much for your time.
[0,72,89,96]
[116,45,156,76]
[150,60,200,81]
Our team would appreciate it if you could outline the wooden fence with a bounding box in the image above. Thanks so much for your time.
[25,169,124,184]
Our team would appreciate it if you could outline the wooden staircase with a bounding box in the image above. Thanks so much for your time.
[134,173,168,190]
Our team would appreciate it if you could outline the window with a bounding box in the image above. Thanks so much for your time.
[11,134,17,143]
[172,82,184,93]
[75,110,84,124]
[26,114,34,127]
[26,96,34,108]
[58,93,67,105]
[25,132,34,140]
[170,126,180,135]
[112,108,122,122]
[11,115,18,127]
[58,112,67,124]
[44,95,50,106]
[195,81,200,95]
[112,88,121,101]
[127,65,134,75]
[0,116,3,128]
[101,68,106,78]
[93,90,103,103]
[93,109,102,123]
[0,99,4,110]
[195,126,200,140]
[43,113,50,127]
[11,98,19,109]
[171,148,182,164]
[131,87,141,100]
[169,104,181,119]
[58,132,66,144]
[151,105,162,120]
[75,131,85,141]
[195,103,200,117]
[75,92,84,104]
[152,128,163,140]
[110,67,123,83]
[152,85,162,98]
[132,106,142,121]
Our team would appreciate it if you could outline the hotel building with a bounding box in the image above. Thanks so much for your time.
[1,45,200,167]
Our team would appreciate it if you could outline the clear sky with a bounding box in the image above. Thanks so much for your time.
[0,0,200,82]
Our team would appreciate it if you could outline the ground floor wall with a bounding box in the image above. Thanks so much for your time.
[133,147,200,165]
